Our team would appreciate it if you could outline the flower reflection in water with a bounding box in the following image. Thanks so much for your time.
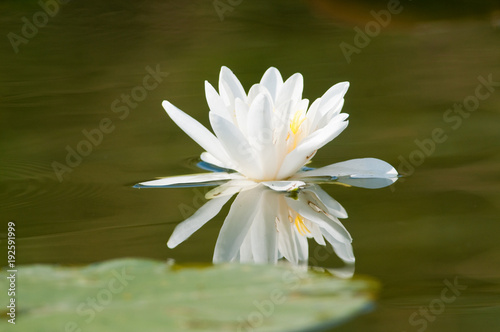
[134,67,399,271]
[169,182,354,266]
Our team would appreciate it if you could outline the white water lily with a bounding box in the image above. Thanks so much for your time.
[136,66,398,193]
[135,66,398,265]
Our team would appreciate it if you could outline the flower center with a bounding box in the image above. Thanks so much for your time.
[290,110,305,135]
[287,110,306,152]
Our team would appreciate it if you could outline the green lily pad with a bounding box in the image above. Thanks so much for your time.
[0,259,377,331]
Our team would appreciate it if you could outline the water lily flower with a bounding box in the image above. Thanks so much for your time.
[135,66,398,265]
[136,66,398,192]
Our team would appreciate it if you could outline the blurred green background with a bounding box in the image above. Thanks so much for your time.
[1,0,500,331]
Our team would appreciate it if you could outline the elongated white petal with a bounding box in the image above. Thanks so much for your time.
[247,93,278,179]
[250,190,278,263]
[246,93,274,148]
[205,179,258,199]
[320,228,355,263]
[295,229,309,262]
[167,194,233,248]
[303,185,348,219]
[234,98,249,136]
[276,73,303,107]
[295,158,398,179]
[261,180,305,192]
[135,172,233,188]
[276,199,298,265]
[205,81,233,122]
[239,232,254,263]
[200,152,233,170]
[247,84,273,106]
[162,100,231,166]
[219,66,246,106]
[317,82,349,117]
[337,177,399,189]
[285,195,352,243]
[309,222,326,246]
[213,187,263,263]
[277,114,349,179]
[305,98,321,132]
[209,112,261,179]
[260,67,283,101]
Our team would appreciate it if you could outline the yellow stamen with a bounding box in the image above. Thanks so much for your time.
[290,110,305,135]
[294,215,310,236]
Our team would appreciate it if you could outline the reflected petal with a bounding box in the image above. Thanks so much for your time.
[213,187,264,263]
[276,197,299,265]
[250,191,279,263]
[303,184,348,219]
[321,229,356,264]
[285,194,352,243]
[261,180,305,192]
[167,194,234,248]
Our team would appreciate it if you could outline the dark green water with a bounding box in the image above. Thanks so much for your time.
[1,0,500,331]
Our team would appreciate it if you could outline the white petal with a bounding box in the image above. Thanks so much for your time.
[200,152,233,170]
[276,114,349,179]
[276,73,303,107]
[320,229,355,263]
[162,100,231,166]
[305,98,321,132]
[317,82,349,117]
[135,172,233,188]
[303,185,348,219]
[209,112,262,179]
[295,158,398,179]
[246,93,278,179]
[250,190,278,263]
[246,93,273,147]
[219,66,246,106]
[276,201,298,265]
[205,81,233,122]
[213,187,263,263]
[234,98,249,136]
[309,222,326,246]
[295,230,309,262]
[337,177,399,189]
[167,194,233,248]
[247,84,273,106]
[260,67,283,101]
[239,232,254,263]
[205,179,258,199]
[285,195,352,243]
[261,180,305,192]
